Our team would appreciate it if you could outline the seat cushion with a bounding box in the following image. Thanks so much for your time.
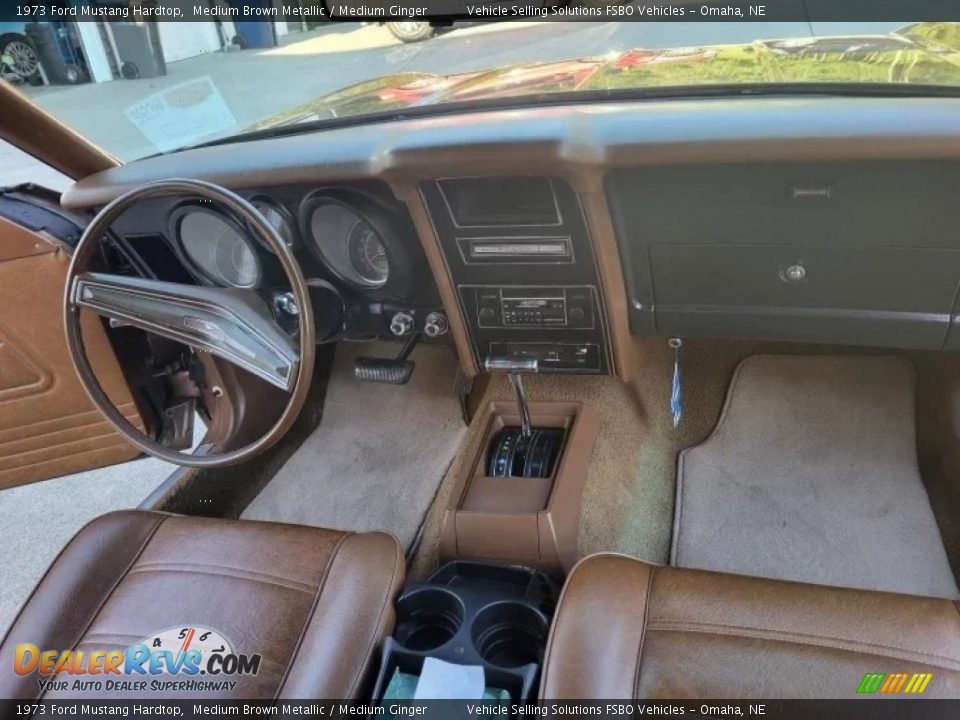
[540,553,960,699]
[0,510,404,700]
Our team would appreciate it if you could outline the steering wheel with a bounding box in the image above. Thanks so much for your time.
[63,179,316,467]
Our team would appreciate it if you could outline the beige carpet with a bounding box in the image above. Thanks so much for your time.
[242,341,466,550]
[673,355,960,599]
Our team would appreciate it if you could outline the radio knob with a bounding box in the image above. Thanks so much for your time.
[478,306,499,325]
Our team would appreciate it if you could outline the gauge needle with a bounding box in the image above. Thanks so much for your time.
[179,627,196,656]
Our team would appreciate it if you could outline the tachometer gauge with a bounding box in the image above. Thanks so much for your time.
[175,207,262,288]
[305,198,390,290]
[250,197,296,250]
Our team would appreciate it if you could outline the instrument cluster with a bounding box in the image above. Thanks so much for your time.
[106,182,443,344]
[170,186,405,299]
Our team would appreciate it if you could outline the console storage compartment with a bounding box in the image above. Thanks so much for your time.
[439,401,599,572]
[373,562,557,704]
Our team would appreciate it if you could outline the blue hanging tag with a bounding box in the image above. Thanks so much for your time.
[669,338,683,429]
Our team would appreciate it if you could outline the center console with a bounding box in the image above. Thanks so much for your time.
[419,175,612,374]
[373,390,591,704]
[382,176,605,706]
[439,395,599,573]
[417,174,609,577]
[374,393,595,703]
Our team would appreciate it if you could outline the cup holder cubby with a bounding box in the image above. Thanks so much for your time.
[373,562,558,706]
[394,587,465,652]
[471,601,549,669]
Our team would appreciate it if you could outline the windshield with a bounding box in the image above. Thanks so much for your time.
[4,15,960,163]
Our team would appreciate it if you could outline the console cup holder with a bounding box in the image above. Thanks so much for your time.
[373,563,559,705]
[470,601,548,668]
[394,587,465,652]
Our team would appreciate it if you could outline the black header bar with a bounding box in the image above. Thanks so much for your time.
[1,1,960,24]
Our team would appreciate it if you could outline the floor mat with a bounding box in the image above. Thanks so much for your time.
[672,355,960,599]
[242,341,466,550]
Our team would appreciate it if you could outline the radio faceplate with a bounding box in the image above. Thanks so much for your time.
[503,293,566,326]
[463,285,596,330]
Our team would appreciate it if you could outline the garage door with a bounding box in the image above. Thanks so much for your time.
[157,19,221,63]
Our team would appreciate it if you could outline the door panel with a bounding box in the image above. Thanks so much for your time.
[0,215,143,489]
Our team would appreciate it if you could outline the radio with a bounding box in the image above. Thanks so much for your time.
[502,295,566,326]
[472,286,595,329]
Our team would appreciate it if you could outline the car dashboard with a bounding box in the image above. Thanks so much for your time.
[61,94,960,381]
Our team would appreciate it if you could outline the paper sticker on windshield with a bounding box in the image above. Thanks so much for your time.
[125,77,236,153]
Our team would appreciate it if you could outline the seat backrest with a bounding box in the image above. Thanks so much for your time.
[540,553,960,699]
[0,510,405,700]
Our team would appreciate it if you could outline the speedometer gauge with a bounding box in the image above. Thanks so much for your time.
[347,221,389,286]
[305,199,390,290]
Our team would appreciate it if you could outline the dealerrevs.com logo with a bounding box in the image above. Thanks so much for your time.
[13,626,262,694]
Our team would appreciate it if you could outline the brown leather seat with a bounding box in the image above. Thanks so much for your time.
[540,553,960,699]
[0,510,404,700]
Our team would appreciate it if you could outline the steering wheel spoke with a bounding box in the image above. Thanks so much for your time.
[72,272,298,391]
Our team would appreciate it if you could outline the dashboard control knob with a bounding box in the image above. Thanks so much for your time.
[390,311,415,337]
[423,311,449,338]
[568,306,586,324]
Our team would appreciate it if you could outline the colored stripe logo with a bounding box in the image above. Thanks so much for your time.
[857,672,933,694]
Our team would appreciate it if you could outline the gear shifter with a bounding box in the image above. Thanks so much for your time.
[484,356,537,438]
[483,356,564,478]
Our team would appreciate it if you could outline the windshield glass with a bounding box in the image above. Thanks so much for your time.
[4,13,960,162]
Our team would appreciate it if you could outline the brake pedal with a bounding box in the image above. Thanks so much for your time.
[354,357,414,384]
[355,335,418,385]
